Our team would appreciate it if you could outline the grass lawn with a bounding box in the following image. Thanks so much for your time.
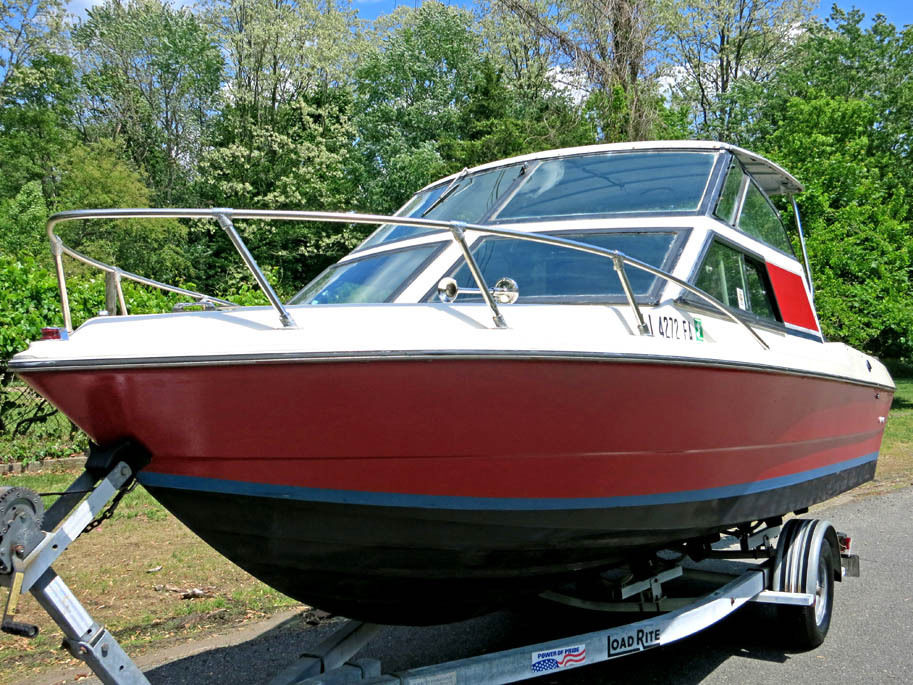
[0,474,299,685]
[865,372,913,492]
[0,373,910,684]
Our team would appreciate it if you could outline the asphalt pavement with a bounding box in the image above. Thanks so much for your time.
[33,485,913,684]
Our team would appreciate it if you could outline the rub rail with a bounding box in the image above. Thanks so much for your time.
[47,208,768,349]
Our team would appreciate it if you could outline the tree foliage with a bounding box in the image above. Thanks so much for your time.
[0,0,64,93]
[661,0,815,136]
[74,0,223,204]
[0,51,78,198]
[497,0,663,140]
[0,0,910,363]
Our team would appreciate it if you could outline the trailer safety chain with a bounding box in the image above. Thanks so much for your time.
[80,477,138,537]
[37,489,93,497]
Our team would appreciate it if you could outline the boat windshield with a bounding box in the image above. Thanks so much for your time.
[358,164,526,250]
[429,230,681,303]
[289,243,442,304]
[495,151,715,222]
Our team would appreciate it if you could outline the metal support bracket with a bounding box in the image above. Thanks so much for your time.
[0,462,151,684]
[612,255,650,336]
[214,211,296,329]
[447,222,507,329]
[619,566,683,601]
[268,620,382,685]
[747,525,780,551]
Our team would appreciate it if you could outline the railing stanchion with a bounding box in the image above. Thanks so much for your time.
[114,270,128,316]
[214,211,296,329]
[50,235,73,333]
[448,222,507,329]
[613,255,650,336]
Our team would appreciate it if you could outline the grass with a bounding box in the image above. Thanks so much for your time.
[0,474,299,685]
[861,370,913,493]
[0,373,911,683]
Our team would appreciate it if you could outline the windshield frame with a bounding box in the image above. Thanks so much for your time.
[354,149,727,252]
[487,150,724,224]
[421,226,691,305]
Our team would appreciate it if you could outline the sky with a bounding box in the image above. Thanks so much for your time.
[64,0,913,29]
[348,0,913,25]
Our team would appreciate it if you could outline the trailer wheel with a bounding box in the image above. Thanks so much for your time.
[772,519,837,650]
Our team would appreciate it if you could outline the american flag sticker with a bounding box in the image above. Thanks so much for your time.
[530,643,587,673]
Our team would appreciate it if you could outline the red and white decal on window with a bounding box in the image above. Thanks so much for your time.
[766,262,819,333]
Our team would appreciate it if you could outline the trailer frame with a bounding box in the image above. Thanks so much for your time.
[1,456,859,685]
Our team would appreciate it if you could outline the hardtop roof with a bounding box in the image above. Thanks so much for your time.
[425,140,803,196]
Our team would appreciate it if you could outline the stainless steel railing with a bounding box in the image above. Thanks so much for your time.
[46,208,769,349]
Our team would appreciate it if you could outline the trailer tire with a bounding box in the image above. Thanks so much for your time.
[773,519,836,650]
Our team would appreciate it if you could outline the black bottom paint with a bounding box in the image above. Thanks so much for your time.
[146,461,874,625]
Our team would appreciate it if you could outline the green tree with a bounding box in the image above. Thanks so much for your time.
[197,89,362,292]
[74,0,223,204]
[0,52,78,199]
[53,140,190,283]
[0,0,64,93]
[441,58,597,168]
[496,0,662,140]
[354,3,484,211]
[660,0,815,137]
[0,180,49,260]
[203,0,361,121]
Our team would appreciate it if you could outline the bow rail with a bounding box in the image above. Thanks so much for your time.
[46,208,769,349]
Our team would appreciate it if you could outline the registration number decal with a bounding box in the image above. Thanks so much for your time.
[647,314,703,342]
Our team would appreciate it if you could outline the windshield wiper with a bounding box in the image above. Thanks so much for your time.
[421,167,470,217]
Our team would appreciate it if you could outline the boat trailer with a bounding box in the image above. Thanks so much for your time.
[1,451,861,685]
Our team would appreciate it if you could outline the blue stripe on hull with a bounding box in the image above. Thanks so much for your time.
[137,452,878,512]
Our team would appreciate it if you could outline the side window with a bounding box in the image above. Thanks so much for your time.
[738,182,793,253]
[714,162,744,225]
[694,241,780,321]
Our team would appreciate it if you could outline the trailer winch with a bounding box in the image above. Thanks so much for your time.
[0,486,44,575]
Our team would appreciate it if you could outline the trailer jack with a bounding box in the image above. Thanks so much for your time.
[0,444,150,684]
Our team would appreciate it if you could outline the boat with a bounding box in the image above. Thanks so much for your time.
[9,141,894,625]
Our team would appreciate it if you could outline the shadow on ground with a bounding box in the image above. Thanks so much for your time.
[144,601,801,684]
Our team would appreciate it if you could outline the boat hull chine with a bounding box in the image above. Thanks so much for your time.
[144,454,875,624]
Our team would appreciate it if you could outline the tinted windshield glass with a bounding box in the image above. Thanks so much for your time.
[359,186,447,248]
[738,182,793,253]
[359,165,525,249]
[497,152,715,221]
[433,231,679,303]
[715,162,743,224]
[289,244,441,304]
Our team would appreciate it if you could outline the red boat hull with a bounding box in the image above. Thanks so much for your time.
[20,358,891,623]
